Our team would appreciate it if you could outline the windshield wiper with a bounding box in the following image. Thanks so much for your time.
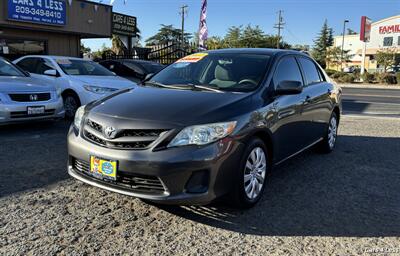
[144,81,223,93]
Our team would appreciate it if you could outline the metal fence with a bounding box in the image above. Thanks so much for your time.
[102,41,202,65]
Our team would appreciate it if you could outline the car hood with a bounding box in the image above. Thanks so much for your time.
[70,75,136,89]
[0,76,55,93]
[87,86,253,127]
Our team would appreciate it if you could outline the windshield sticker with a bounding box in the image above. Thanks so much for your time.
[56,59,72,65]
[173,62,191,68]
[176,53,208,63]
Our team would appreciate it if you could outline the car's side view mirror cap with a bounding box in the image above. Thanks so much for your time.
[44,69,58,77]
[275,80,303,95]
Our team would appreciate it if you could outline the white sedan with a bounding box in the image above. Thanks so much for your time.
[13,56,136,118]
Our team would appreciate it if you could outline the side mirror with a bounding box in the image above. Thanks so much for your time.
[143,73,154,82]
[275,80,303,95]
[43,69,58,77]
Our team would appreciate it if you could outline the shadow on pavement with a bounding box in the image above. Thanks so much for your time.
[159,135,400,237]
[0,120,71,197]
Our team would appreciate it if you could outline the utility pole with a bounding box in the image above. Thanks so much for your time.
[180,5,188,47]
[274,10,285,49]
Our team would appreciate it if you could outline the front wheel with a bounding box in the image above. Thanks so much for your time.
[230,137,270,208]
[63,94,80,119]
[317,112,338,153]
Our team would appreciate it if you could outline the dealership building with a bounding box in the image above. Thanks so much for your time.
[0,0,136,60]
[329,15,400,72]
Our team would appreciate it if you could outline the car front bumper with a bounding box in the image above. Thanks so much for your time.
[67,126,245,205]
[0,97,64,124]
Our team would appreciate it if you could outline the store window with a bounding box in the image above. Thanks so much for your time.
[398,36,400,46]
[0,39,47,60]
[383,37,393,46]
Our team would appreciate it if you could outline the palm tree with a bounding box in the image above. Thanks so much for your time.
[111,35,126,55]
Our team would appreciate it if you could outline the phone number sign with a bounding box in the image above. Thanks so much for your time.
[8,0,66,26]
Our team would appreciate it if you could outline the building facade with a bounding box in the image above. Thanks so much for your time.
[0,0,112,60]
[329,15,400,72]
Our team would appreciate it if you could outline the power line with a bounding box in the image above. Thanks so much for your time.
[274,10,285,49]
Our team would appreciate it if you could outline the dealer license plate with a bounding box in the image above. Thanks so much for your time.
[27,106,45,115]
[90,156,117,181]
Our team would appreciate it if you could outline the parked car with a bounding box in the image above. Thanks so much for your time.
[0,57,64,124]
[99,59,165,83]
[68,49,342,208]
[13,56,136,118]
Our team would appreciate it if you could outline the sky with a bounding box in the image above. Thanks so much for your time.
[82,0,400,51]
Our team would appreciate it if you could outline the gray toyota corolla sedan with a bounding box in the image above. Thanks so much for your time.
[0,57,64,124]
[68,49,342,208]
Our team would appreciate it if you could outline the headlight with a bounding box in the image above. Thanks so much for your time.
[168,121,237,147]
[74,105,86,129]
[84,85,118,94]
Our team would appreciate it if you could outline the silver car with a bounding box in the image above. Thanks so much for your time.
[0,57,64,124]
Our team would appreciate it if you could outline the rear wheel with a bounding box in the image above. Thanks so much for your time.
[317,112,338,153]
[230,137,270,208]
[63,93,80,119]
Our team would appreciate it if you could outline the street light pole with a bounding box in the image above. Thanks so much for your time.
[340,20,349,71]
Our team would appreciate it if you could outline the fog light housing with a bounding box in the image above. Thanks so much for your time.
[185,170,209,194]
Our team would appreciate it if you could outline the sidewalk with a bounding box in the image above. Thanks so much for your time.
[338,83,400,90]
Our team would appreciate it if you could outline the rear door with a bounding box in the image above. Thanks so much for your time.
[271,56,309,161]
[297,57,332,142]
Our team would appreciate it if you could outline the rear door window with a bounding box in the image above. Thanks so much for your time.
[298,57,322,85]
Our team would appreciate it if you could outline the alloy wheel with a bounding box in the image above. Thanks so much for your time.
[328,116,337,149]
[243,147,267,200]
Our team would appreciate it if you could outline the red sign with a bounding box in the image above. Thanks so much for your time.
[379,25,400,34]
[360,16,372,42]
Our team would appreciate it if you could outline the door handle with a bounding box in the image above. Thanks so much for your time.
[303,95,311,104]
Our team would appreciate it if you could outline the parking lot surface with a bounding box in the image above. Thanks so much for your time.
[1,116,399,255]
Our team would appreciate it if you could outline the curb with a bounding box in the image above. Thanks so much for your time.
[338,83,400,90]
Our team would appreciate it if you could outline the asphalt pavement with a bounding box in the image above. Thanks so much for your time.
[342,86,400,117]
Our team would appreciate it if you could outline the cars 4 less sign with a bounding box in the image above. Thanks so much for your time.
[8,0,66,26]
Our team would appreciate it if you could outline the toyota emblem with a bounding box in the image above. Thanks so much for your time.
[104,126,117,139]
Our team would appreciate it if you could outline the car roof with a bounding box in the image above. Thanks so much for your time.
[19,55,89,61]
[102,59,163,65]
[206,48,308,57]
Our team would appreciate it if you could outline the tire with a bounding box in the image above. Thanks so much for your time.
[63,93,80,119]
[230,137,270,208]
[317,112,338,153]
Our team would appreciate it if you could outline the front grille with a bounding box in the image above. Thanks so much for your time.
[73,158,166,194]
[9,93,51,102]
[10,109,55,119]
[83,118,167,150]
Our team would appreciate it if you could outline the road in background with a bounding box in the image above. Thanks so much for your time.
[342,87,400,117]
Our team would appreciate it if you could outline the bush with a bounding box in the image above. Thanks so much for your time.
[340,74,356,83]
[325,69,338,77]
[396,72,400,84]
[361,72,375,83]
[331,71,344,79]
[377,73,397,84]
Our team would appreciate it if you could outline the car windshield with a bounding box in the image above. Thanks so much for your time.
[57,59,115,76]
[148,53,270,92]
[0,58,26,77]
[139,62,164,74]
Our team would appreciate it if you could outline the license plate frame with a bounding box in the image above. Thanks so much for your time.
[90,156,118,181]
[27,106,45,115]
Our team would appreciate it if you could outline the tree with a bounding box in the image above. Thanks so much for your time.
[80,43,91,56]
[326,46,351,69]
[92,43,113,60]
[376,48,397,72]
[145,24,192,45]
[312,20,334,68]
[111,35,127,55]
[347,28,357,35]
